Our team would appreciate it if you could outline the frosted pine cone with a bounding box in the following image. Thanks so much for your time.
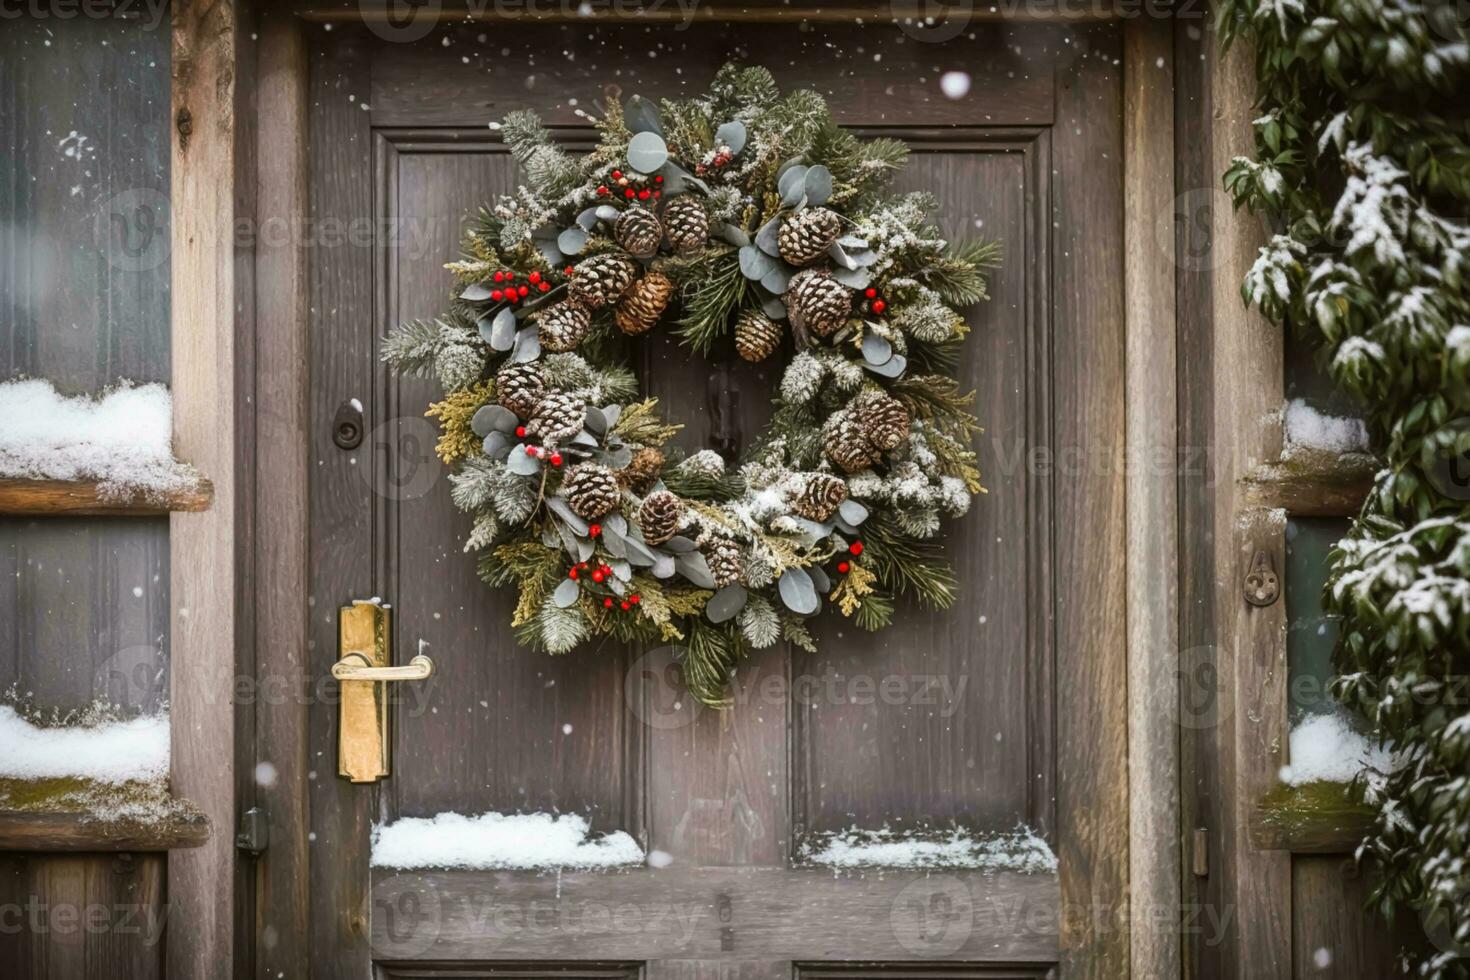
[615,272,674,336]
[662,196,709,254]
[495,362,545,419]
[735,309,782,362]
[701,533,743,588]
[527,390,586,446]
[853,389,911,451]
[617,447,665,494]
[785,269,851,338]
[614,207,663,259]
[791,473,848,522]
[823,412,878,473]
[638,490,684,546]
[569,253,639,309]
[536,300,593,353]
[563,462,621,521]
[777,207,842,266]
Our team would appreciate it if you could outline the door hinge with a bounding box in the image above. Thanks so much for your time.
[236,806,269,856]
[1244,548,1280,607]
[1191,827,1209,878]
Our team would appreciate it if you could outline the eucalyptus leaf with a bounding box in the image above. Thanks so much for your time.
[557,226,589,256]
[596,446,633,469]
[576,207,601,231]
[600,525,628,559]
[482,431,513,461]
[861,333,894,366]
[510,326,541,364]
[583,405,608,436]
[837,235,869,250]
[506,447,542,475]
[863,353,908,379]
[575,536,595,563]
[775,156,805,180]
[755,217,784,257]
[595,205,622,222]
[610,559,632,582]
[604,513,628,537]
[472,403,519,436]
[706,584,748,623]
[627,131,669,173]
[535,239,564,265]
[675,552,716,589]
[803,165,833,206]
[651,553,676,579]
[848,247,880,268]
[760,265,792,295]
[624,536,657,568]
[831,265,873,290]
[624,94,663,135]
[661,535,698,553]
[571,431,599,447]
[461,283,493,302]
[838,499,870,525]
[546,496,589,535]
[480,306,517,350]
[808,565,831,593]
[715,119,747,155]
[602,404,622,428]
[720,224,752,247]
[827,242,858,270]
[555,521,581,558]
[778,567,819,615]
[739,245,776,280]
[607,575,627,597]
[778,165,809,205]
[552,577,581,608]
[761,294,789,320]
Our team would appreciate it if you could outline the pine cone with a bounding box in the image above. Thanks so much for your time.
[700,533,743,588]
[662,196,709,254]
[563,462,621,521]
[791,473,848,522]
[618,447,665,494]
[536,300,593,353]
[853,389,911,451]
[495,362,546,419]
[614,207,663,259]
[735,309,782,362]
[569,253,639,309]
[527,390,587,446]
[638,490,684,546]
[785,269,852,338]
[778,207,842,266]
[615,272,674,336]
[823,412,878,474]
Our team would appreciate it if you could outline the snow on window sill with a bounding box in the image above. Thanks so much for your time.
[371,811,645,871]
[1278,711,1396,789]
[797,826,1058,874]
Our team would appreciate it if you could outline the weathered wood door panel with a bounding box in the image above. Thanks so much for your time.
[305,19,1124,978]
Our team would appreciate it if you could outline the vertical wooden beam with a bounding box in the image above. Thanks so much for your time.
[1124,16,1182,980]
[254,12,311,979]
[170,0,240,974]
[1207,31,1293,980]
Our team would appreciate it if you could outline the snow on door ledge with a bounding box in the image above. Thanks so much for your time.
[371,811,645,871]
[799,826,1058,874]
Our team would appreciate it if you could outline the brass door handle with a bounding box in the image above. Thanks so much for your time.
[331,652,434,682]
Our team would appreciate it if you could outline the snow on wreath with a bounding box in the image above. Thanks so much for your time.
[384,64,996,705]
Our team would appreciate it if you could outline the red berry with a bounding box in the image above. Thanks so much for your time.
[592,570,605,583]
[838,561,850,574]
[849,541,864,556]
[549,453,563,467]
[638,189,651,200]
[525,445,538,456]
[494,271,505,282]
[528,271,542,284]
[539,281,551,292]
[654,175,663,183]
[652,190,661,198]
[515,425,527,438]
[518,285,529,297]
[491,289,504,302]
[629,594,641,605]
[578,561,588,569]
[589,524,602,537]
[564,266,575,276]
[620,600,631,611]
[865,287,877,298]
[625,188,636,199]
[599,565,611,576]
[568,568,579,579]
[871,300,886,314]
[612,170,622,180]
[597,185,609,196]
[603,597,614,608]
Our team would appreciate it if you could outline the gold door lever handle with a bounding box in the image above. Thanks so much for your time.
[331,652,434,682]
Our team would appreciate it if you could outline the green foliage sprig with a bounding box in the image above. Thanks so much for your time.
[1219,2,1470,972]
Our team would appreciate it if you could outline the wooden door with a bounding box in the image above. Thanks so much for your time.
[303,18,1126,978]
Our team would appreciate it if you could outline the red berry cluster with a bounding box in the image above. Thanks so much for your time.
[488,268,552,304]
[597,169,663,203]
[566,562,643,612]
[513,427,564,467]
[835,540,864,575]
[861,287,888,316]
[694,144,735,177]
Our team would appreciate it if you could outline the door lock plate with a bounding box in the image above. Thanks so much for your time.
[337,600,394,783]
[1244,549,1280,607]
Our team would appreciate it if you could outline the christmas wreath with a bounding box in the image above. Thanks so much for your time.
[384,64,995,705]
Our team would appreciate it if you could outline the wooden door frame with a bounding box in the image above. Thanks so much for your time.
[168,3,1187,976]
